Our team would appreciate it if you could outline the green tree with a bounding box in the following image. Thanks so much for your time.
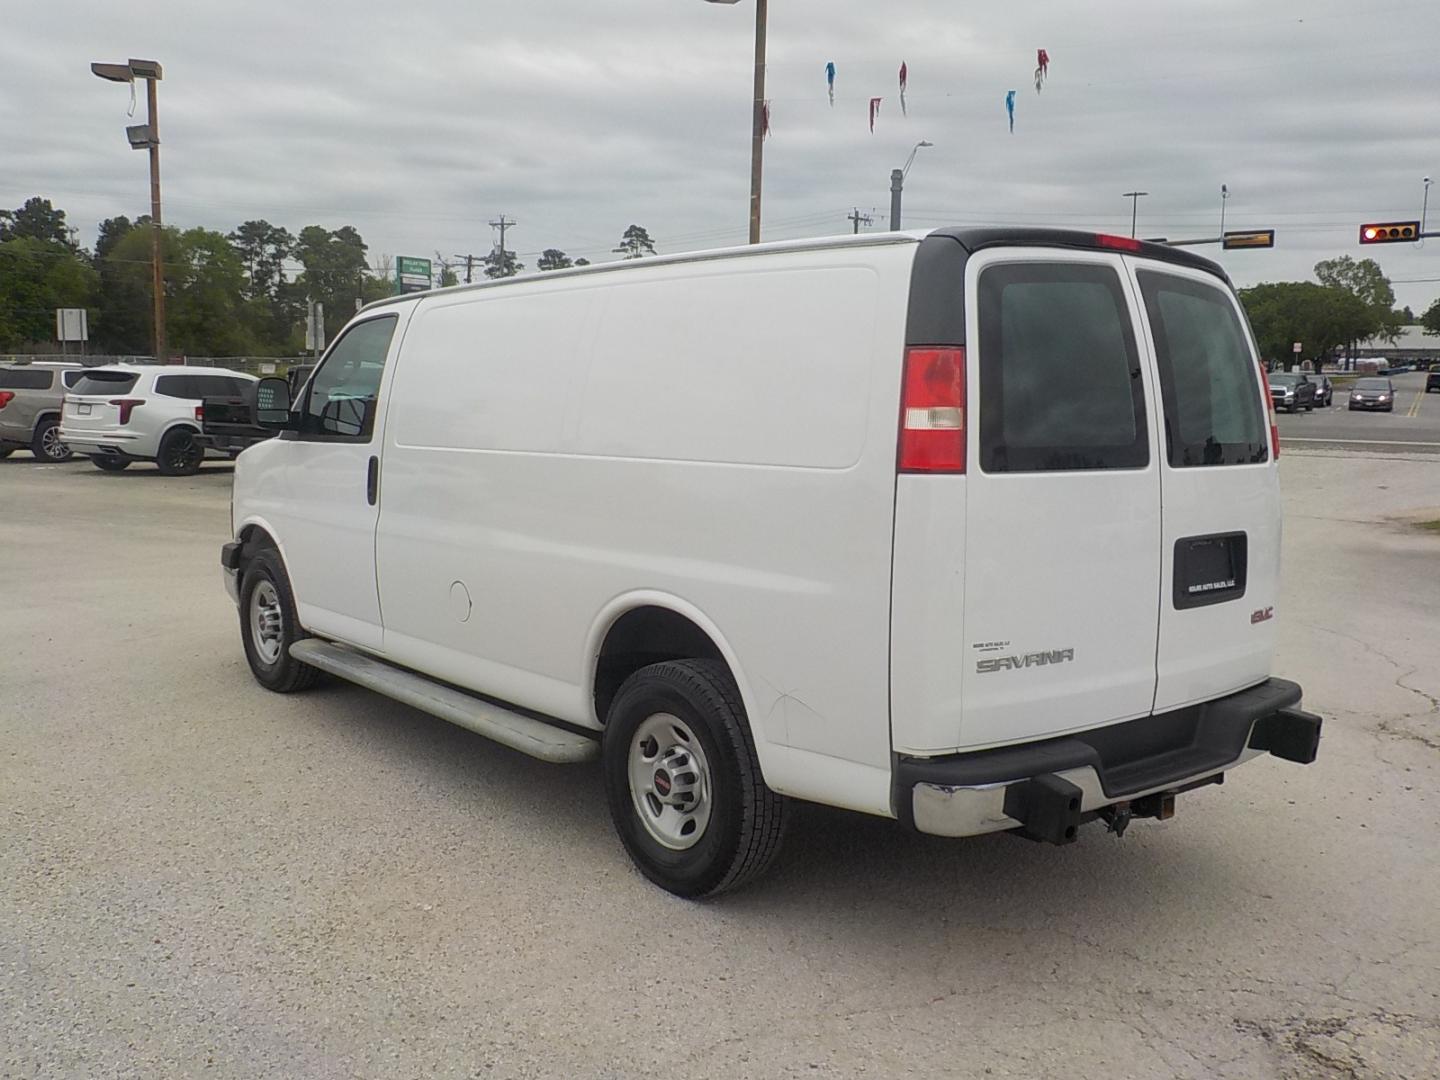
[612,225,656,259]
[0,236,98,349]
[294,225,371,341]
[1313,255,1402,352]
[102,225,258,356]
[574,257,591,267]
[434,252,459,288]
[1421,298,1440,337]
[537,248,573,271]
[1240,282,1371,370]
[483,248,523,279]
[92,216,151,353]
[0,196,75,247]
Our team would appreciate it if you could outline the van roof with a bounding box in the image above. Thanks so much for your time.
[361,226,1228,314]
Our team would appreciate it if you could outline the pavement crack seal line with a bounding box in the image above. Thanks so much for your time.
[1297,620,1440,725]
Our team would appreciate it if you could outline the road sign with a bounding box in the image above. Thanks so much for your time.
[1222,229,1275,250]
[1359,221,1420,244]
[396,255,433,295]
[1292,342,1303,354]
[55,308,88,342]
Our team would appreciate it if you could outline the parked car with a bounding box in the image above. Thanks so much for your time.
[59,366,258,474]
[1310,374,1333,407]
[0,361,86,462]
[1426,370,1440,393]
[221,228,1320,897]
[1349,377,1396,411]
[1268,372,1316,412]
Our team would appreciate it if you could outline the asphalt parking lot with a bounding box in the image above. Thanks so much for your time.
[3,450,1439,1079]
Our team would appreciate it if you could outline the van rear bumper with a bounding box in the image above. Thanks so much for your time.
[896,678,1320,842]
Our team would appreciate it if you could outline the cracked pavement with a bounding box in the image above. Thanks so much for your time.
[2,449,1438,1079]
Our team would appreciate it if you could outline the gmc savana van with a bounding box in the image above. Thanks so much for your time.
[222,228,1321,897]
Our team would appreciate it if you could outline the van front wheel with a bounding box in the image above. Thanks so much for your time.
[602,660,787,898]
[239,549,320,693]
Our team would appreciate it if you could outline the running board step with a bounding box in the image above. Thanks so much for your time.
[289,639,599,764]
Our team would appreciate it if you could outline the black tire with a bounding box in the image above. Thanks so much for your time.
[0,445,14,459]
[1304,404,1314,411]
[91,455,131,471]
[156,427,204,476]
[31,416,72,462]
[239,548,321,693]
[602,659,787,898]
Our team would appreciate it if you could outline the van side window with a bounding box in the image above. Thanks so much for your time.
[301,316,398,440]
[977,263,1148,472]
[1137,272,1268,467]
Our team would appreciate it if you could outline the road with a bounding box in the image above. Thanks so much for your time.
[2,452,1439,1079]
[1277,371,1440,453]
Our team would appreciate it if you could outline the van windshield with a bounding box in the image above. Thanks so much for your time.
[1138,271,1268,467]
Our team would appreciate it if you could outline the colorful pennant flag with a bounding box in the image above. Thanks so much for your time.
[1034,48,1050,93]
[899,62,908,116]
[1005,89,1016,133]
[869,96,882,133]
[825,61,836,106]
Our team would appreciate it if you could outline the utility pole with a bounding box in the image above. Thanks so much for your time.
[1220,184,1229,236]
[847,208,873,234]
[1122,191,1149,238]
[453,253,484,285]
[488,215,516,274]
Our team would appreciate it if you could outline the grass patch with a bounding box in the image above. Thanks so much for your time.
[1417,520,1440,533]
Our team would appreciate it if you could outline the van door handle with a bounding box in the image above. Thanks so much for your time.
[366,455,379,506]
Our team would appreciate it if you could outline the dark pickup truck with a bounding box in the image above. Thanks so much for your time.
[198,365,314,455]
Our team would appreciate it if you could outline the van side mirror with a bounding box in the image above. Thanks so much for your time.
[255,377,293,429]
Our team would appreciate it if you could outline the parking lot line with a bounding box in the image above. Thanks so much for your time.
[1407,390,1424,418]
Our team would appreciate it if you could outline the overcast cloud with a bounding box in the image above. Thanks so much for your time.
[4,0,1439,307]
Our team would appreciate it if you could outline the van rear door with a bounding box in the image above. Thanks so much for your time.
[956,250,1163,749]
[1127,261,1278,711]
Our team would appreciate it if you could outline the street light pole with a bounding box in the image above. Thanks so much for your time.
[93,58,166,362]
[890,141,933,230]
[1122,190,1149,238]
[144,73,165,362]
[1220,183,1229,236]
[1422,176,1433,236]
[705,0,766,244]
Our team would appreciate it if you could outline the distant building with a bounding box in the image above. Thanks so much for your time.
[1352,324,1437,361]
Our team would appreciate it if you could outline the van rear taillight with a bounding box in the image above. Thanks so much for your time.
[111,398,145,425]
[0,391,13,410]
[898,346,966,474]
[1258,362,1279,459]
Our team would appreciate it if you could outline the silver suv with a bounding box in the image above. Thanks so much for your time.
[0,361,86,462]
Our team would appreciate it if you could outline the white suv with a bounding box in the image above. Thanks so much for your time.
[61,365,257,475]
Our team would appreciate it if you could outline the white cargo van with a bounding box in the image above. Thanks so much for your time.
[222,228,1321,897]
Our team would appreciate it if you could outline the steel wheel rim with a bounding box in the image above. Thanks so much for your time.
[41,426,68,460]
[628,713,713,851]
[249,580,284,665]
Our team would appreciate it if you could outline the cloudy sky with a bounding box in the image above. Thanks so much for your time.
[5,0,1439,308]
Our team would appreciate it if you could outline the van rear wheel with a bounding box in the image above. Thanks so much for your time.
[602,659,787,898]
[239,548,321,693]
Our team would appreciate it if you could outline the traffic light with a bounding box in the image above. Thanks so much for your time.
[1359,221,1420,244]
